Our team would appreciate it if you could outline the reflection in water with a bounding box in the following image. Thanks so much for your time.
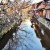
[2,20,45,50]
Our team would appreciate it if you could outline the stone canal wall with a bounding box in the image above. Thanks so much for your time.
[0,23,17,50]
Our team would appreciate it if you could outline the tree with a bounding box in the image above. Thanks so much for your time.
[0,0,32,38]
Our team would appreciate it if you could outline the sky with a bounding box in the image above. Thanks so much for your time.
[21,0,43,4]
[0,0,44,4]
